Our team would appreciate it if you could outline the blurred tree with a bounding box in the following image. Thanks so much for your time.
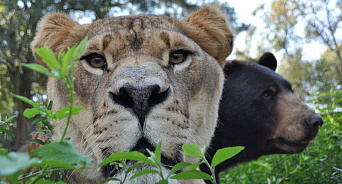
[296,0,342,79]
[0,0,246,151]
[0,0,127,151]
[242,0,341,99]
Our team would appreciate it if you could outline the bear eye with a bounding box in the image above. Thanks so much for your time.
[262,89,275,99]
[82,53,107,69]
[169,50,189,65]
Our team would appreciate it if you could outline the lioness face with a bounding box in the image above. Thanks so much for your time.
[31,8,233,183]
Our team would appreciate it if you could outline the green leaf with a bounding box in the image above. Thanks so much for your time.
[67,61,79,72]
[170,170,211,180]
[4,115,17,123]
[40,108,53,119]
[0,148,8,155]
[35,179,66,184]
[182,143,204,158]
[129,169,159,180]
[156,180,168,184]
[36,180,66,184]
[155,141,162,165]
[73,37,88,60]
[99,151,155,167]
[22,63,53,77]
[35,47,59,70]
[62,45,77,75]
[211,146,244,167]
[12,94,40,108]
[57,50,66,64]
[167,162,191,178]
[5,175,20,184]
[41,120,54,131]
[47,101,53,110]
[35,179,55,184]
[126,162,145,174]
[188,162,203,170]
[200,146,206,154]
[0,152,42,176]
[54,106,84,119]
[26,139,45,145]
[41,159,82,171]
[0,129,14,138]
[31,140,93,166]
[23,108,40,119]
[100,178,121,183]
[32,117,47,125]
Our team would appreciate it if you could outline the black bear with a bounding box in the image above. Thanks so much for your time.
[202,52,323,183]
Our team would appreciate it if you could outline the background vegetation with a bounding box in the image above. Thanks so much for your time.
[0,0,341,183]
[222,0,342,183]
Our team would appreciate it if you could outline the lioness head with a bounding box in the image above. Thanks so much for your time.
[31,7,233,183]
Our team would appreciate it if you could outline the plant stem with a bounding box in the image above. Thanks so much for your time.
[203,158,216,184]
[27,165,48,184]
[122,160,127,184]
[60,68,75,142]
[157,163,165,181]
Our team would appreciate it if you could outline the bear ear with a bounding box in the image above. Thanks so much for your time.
[223,60,233,75]
[257,52,277,71]
[31,12,88,67]
[222,60,241,76]
[183,7,234,67]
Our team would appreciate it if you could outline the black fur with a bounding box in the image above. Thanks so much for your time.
[201,53,320,184]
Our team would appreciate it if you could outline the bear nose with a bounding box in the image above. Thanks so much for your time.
[110,84,169,127]
[305,113,323,137]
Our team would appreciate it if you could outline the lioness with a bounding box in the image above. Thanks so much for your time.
[31,7,233,183]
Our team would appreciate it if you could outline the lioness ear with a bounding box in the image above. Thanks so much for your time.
[31,12,88,67]
[183,7,234,67]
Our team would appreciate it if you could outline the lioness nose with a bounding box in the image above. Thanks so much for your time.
[110,84,169,127]
[305,114,323,136]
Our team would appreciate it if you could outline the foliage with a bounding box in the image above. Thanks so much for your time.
[0,38,93,184]
[99,142,243,184]
[296,0,342,79]
[237,0,342,99]
[0,114,16,139]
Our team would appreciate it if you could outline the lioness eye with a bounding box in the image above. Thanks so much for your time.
[169,50,189,65]
[82,53,107,69]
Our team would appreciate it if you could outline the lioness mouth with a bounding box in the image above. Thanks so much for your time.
[101,138,177,178]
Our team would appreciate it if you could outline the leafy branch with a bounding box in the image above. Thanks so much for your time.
[0,37,93,184]
[99,142,244,184]
[0,114,17,138]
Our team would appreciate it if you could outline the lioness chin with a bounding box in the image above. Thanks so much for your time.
[31,7,233,183]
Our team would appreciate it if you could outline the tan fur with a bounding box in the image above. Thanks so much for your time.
[184,7,233,66]
[31,8,232,183]
[272,93,317,153]
[27,133,47,154]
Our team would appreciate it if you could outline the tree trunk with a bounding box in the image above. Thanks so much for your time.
[13,59,35,151]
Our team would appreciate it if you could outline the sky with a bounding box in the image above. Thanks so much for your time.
[226,0,269,60]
